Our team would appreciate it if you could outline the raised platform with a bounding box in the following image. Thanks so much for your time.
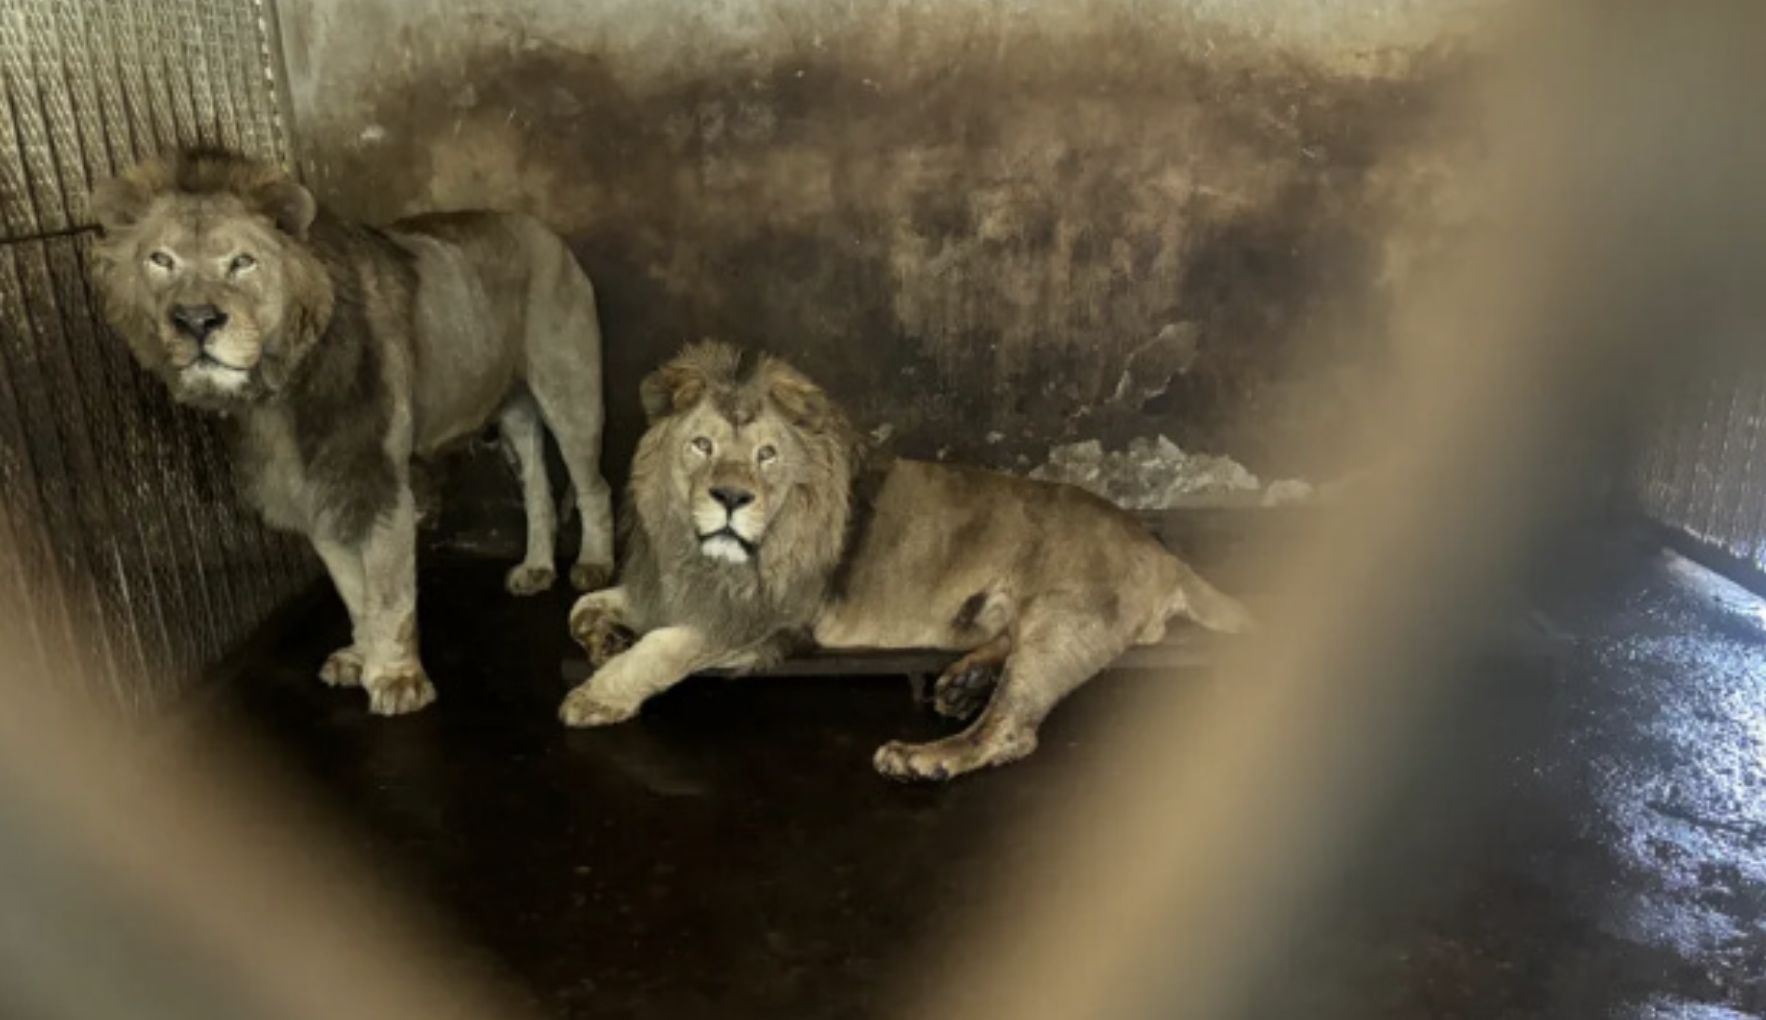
[560,627,1220,684]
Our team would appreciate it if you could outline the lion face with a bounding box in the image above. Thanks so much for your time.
[107,200,298,405]
[89,152,324,412]
[633,342,859,580]
[669,401,802,565]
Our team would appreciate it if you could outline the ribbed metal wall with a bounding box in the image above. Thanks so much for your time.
[0,0,315,709]
[1637,347,1766,579]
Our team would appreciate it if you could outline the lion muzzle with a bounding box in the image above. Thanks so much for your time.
[691,482,766,563]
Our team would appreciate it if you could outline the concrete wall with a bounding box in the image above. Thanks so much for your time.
[276,0,1484,538]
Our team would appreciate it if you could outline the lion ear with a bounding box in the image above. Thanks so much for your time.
[640,362,708,422]
[252,176,317,239]
[87,173,154,234]
[765,365,839,434]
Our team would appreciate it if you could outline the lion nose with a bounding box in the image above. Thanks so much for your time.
[169,304,228,341]
[709,486,755,511]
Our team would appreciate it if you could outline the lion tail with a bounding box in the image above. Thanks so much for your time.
[1142,556,1255,644]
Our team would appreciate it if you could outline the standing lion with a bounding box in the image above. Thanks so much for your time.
[562,342,1253,781]
[89,150,613,715]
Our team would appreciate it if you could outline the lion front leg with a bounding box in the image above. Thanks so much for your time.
[559,625,711,727]
[353,489,437,716]
[311,537,367,688]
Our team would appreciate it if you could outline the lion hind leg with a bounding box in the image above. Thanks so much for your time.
[930,632,1012,720]
[524,286,614,592]
[568,585,636,669]
[500,393,557,596]
[875,598,1131,782]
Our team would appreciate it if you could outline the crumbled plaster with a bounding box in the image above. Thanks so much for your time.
[1030,435,1316,509]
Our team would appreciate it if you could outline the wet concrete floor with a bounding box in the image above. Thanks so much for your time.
[195,520,1766,1019]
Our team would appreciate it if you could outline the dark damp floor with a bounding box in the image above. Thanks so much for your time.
[188,516,1766,1020]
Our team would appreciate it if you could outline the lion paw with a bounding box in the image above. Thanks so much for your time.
[873,740,958,783]
[873,730,1038,783]
[365,664,437,716]
[931,662,1000,720]
[559,685,639,727]
[570,562,614,592]
[318,647,363,687]
[505,562,557,596]
[569,601,634,669]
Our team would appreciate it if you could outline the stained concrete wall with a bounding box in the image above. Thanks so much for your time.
[275,0,1485,537]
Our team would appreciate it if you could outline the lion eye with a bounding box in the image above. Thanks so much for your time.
[228,253,257,275]
[690,436,713,457]
[147,250,174,270]
[756,444,777,464]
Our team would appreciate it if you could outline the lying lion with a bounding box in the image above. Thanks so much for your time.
[563,342,1253,780]
[89,150,614,714]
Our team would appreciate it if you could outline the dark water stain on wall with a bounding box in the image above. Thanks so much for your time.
[284,5,1476,542]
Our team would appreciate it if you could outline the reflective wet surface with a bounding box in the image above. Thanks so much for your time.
[196,522,1766,1018]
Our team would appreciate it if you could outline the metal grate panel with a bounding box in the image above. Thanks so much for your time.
[0,0,313,709]
[1636,346,1766,579]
